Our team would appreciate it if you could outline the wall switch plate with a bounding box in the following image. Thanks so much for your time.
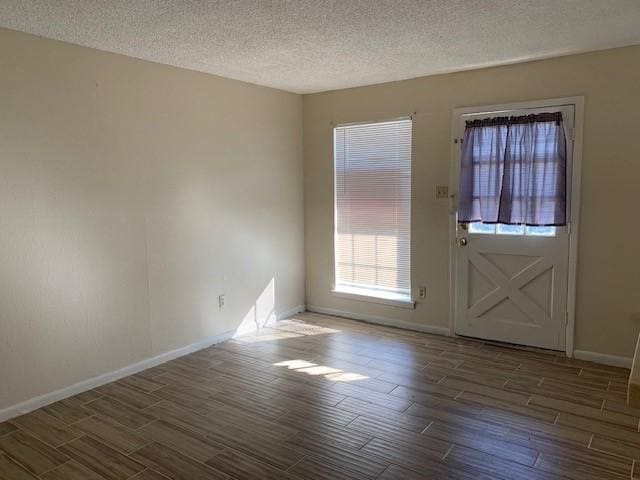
[436,185,449,199]
[418,286,427,299]
[218,294,225,308]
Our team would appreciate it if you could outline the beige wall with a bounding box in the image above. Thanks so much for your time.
[0,28,304,411]
[304,45,640,358]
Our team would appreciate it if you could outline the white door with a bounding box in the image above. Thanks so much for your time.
[453,105,574,351]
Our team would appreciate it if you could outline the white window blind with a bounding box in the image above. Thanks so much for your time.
[334,118,412,302]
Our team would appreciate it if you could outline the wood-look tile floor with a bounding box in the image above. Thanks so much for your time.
[1,312,638,480]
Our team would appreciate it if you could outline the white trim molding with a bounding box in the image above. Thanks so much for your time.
[0,303,307,422]
[573,350,632,369]
[307,304,449,336]
[0,329,235,423]
[330,290,415,309]
[277,304,306,320]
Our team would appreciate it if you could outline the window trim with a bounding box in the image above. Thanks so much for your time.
[331,116,413,307]
[331,288,415,309]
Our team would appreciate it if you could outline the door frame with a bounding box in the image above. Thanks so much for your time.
[448,96,585,357]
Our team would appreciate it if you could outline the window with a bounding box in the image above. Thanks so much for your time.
[333,119,412,303]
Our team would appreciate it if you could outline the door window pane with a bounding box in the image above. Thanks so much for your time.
[496,224,525,235]
[526,226,557,236]
[466,222,556,237]
[468,223,496,234]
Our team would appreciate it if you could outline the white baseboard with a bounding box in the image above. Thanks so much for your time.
[0,303,307,422]
[573,350,633,368]
[306,304,450,337]
[0,328,235,423]
[277,304,306,320]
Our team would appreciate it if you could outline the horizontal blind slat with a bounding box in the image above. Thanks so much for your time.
[334,119,412,298]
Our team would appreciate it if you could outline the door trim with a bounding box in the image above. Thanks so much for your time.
[448,96,585,358]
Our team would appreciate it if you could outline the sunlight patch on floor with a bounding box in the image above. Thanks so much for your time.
[273,359,368,382]
[274,360,317,369]
[272,319,341,336]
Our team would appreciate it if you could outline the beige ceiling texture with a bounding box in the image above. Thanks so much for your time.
[1,0,639,93]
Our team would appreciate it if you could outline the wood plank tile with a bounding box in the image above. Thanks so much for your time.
[603,399,640,418]
[132,470,171,479]
[205,448,300,480]
[535,447,632,480]
[482,408,592,449]
[377,460,497,480]
[590,435,640,462]
[288,454,370,480]
[440,376,531,404]
[433,366,511,389]
[40,460,107,480]
[145,401,304,470]
[9,409,80,447]
[131,442,230,480]
[361,437,453,475]
[42,397,95,425]
[205,429,305,471]
[268,378,346,406]
[137,420,225,462]
[71,390,104,404]
[422,421,539,466]
[336,396,430,432]
[73,414,150,454]
[97,382,161,410]
[118,374,167,394]
[142,401,227,438]
[85,396,156,429]
[151,385,225,416]
[460,391,558,422]
[556,412,640,445]
[273,396,358,427]
[0,423,17,438]
[0,431,68,476]
[349,416,451,456]
[135,365,170,381]
[332,382,413,411]
[389,384,461,405]
[376,464,440,480]
[504,377,607,408]
[58,435,145,480]
[0,453,37,480]
[211,405,298,441]
[284,434,389,479]
[280,414,372,450]
[405,399,502,434]
[0,313,636,480]
[445,444,559,480]
[529,394,639,428]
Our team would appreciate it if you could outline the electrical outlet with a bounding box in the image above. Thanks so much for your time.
[436,185,449,199]
[218,294,225,308]
[418,286,427,299]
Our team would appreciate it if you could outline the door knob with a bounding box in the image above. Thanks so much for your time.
[457,237,468,247]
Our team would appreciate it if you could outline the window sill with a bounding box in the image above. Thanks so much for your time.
[331,288,415,309]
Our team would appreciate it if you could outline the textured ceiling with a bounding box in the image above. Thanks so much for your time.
[1,1,640,94]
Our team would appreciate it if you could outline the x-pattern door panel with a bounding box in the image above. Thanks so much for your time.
[456,234,568,350]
